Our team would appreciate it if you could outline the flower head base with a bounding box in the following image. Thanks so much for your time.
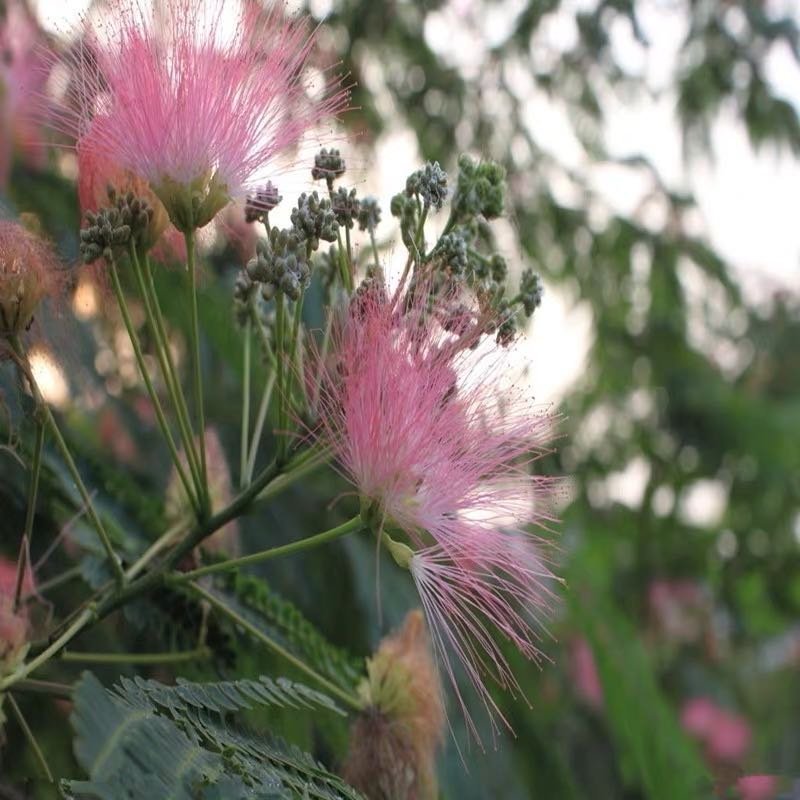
[0,220,60,338]
[77,123,170,253]
[344,611,444,800]
[315,282,560,742]
[53,0,349,231]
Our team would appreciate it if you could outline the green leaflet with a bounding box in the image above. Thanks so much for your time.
[221,572,364,691]
[64,672,362,800]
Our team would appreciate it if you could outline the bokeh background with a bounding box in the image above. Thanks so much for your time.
[1,0,799,798]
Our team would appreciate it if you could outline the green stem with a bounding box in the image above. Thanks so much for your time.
[6,694,53,782]
[138,248,205,498]
[345,226,353,274]
[336,230,353,291]
[109,258,199,513]
[414,204,429,260]
[0,605,96,691]
[126,520,189,581]
[288,293,304,401]
[172,515,363,584]
[30,565,83,597]
[11,341,123,586]
[274,292,287,462]
[309,311,334,414]
[61,647,210,665]
[257,448,329,504]
[14,418,44,609]
[240,317,252,487]
[369,227,380,267]
[2,450,314,690]
[15,679,73,699]
[245,372,275,484]
[188,581,361,711]
[184,229,209,514]
[250,304,277,371]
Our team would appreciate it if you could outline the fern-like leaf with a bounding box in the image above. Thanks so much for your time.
[64,672,363,800]
[221,573,363,691]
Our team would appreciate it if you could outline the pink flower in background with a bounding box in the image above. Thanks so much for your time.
[50,0,348,230]
[737,775,778,800]
[0,556,33,599]
[0,1,49,185]
[570,637,603,709]
[316,284,560,742]
[707,709,751,763]
[681,696,720,739]
[0,557,31,674]
[648,579,711,646]
[681,696,751,765]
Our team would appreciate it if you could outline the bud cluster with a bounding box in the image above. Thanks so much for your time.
[290,192,338,252]
[451,154,506,220]
[246,228,310,302]
[79,190,157,264]
[244,181,282,224]
[406,161,448,211]
[357,197,381,232]
[392,156,543,345]
[331,186,360,229]
[311,147,346,186]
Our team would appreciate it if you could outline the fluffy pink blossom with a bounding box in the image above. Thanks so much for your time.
[315,285,560,742]
[50,0,348,230]
[737,775,778,800]
[0,1,49,184]
[680,696,751,765]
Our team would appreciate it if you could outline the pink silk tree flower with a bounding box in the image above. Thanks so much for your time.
[49,0,348,232]
[0,1,49,185]
[315,283,561,743]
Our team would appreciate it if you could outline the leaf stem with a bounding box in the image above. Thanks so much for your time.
[187,581,361,711]
[14,418,44,609]
[109,257,199,513]
[6,694,53,782]
[274,292,287,463]
[61,647,210,665]
[184,229,209,514]
[245,372,275,484]
[15,679,73,699]
[138,248,205,500]
[171,515,363,584]
[0,605,97,691]
[10,338,124,587]
[240,317,251,487]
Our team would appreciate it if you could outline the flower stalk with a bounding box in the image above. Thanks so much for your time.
[10,338,125,587]
[14,418,44,610]
[108,257,199,513]
[170,515,363,584]
[184,229,209,515]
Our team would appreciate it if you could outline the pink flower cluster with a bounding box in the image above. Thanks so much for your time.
[316,285,560,742]
[0,1,48,185]
[51,0,348,229]
[680,696,752,765]
[0,557,31,675]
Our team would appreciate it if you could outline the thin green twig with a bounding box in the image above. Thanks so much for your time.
[14,418,44,609]
[110,257,199,513]
[187,581,361,711]
[171,515,363,583]
[6,693,54,782]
